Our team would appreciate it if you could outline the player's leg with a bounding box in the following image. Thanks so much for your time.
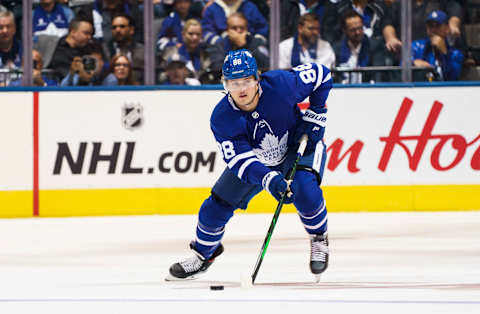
[166,168,262,280]
[291,171,329,276]
[287,140,329,277]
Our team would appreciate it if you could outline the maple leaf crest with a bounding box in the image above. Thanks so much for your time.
[253,131,289,166]
[259,133,280,150]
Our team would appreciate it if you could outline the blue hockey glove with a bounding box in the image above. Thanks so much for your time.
[295,107,327,152]
[262,171,293,204]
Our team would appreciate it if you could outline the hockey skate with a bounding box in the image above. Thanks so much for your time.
[310,232,329,283]
[165,241,224,281]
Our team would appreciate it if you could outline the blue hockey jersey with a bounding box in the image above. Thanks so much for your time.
[33,4,73,37]
[211,63,332,186]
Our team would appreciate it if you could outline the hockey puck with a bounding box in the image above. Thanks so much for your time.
[210,285,224,290]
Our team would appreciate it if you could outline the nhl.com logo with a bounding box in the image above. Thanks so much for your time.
[122,102,143,130]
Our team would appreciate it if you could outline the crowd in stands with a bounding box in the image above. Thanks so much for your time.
[1,0,479,87]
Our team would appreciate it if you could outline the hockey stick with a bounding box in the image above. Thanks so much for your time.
[251,134,308,284]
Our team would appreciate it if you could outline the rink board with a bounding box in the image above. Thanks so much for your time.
[38,184,479,217]
[0,86,479,217]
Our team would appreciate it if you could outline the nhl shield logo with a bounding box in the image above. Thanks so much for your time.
[122,103,143,130]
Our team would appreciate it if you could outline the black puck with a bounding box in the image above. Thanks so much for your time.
[210,285,224,290]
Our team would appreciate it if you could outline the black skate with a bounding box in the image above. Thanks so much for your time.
[310,232,329,282]
[165,241,224,281]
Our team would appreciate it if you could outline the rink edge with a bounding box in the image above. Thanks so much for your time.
[1,184,477,217]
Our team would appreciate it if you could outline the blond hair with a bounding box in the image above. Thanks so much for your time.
[183,19,202,34]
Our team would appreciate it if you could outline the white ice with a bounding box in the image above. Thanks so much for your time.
[1,211,480,314]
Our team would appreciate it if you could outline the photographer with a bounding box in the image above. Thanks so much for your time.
[60,46,107,86]
[48,17,99,81]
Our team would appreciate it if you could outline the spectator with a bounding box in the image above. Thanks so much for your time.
[412,10,464,81]
[48,18,96,80]
[90,41,109,82]
[105,13,144,83]
[221,12,269,70]
[0,0,22,41]
[249,0,269,19]
[9,49,58,86]
[384,0,464,51]
[137,0,171,19]
[0,10,20,69]
[202,0,268,45]
[299,0,328,23]
[161,59,201,85]
[279,0,301,41]
[140,0,205,19]
[102,53,138,85]
[333,9,386,83]
[156,0,202,51]
[322,0,389,46]
[33,0,74,38]
[60,43,107,86]
[279,12,335,69]
[0,10,20,86]
[160,19,224,83]
[75,0,144,44]
[264,0,338,42]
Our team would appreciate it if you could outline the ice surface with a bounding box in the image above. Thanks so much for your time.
[1,211,479,314]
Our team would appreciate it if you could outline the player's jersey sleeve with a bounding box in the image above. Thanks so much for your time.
[283,63,333,109]
[211,106,272,186]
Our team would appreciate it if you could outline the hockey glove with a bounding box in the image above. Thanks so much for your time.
[262,171,293,204]
[295,107,327,153]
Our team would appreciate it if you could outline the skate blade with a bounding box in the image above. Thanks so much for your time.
[314,274,321,283]
[164,274,198,282]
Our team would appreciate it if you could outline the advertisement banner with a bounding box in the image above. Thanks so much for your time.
[1,86,478,217]
[324,87,480,185]
[39,90,224,190]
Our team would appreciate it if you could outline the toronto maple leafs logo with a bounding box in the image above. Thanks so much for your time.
[253,131,289,166]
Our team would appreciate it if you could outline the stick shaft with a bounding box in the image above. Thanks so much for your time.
[251,135,308,284]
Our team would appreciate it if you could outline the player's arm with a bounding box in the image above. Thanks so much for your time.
[287,63,333,149]
[289,62,333,109]
[214,131,291,202]
[212,122,272,187]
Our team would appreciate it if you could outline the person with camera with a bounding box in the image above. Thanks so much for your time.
[60,44,107,86]
[48,17,99,81]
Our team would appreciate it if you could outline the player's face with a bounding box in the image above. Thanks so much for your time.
[226,76,259,111]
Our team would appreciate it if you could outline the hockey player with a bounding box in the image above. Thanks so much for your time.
[166,49,332,281]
